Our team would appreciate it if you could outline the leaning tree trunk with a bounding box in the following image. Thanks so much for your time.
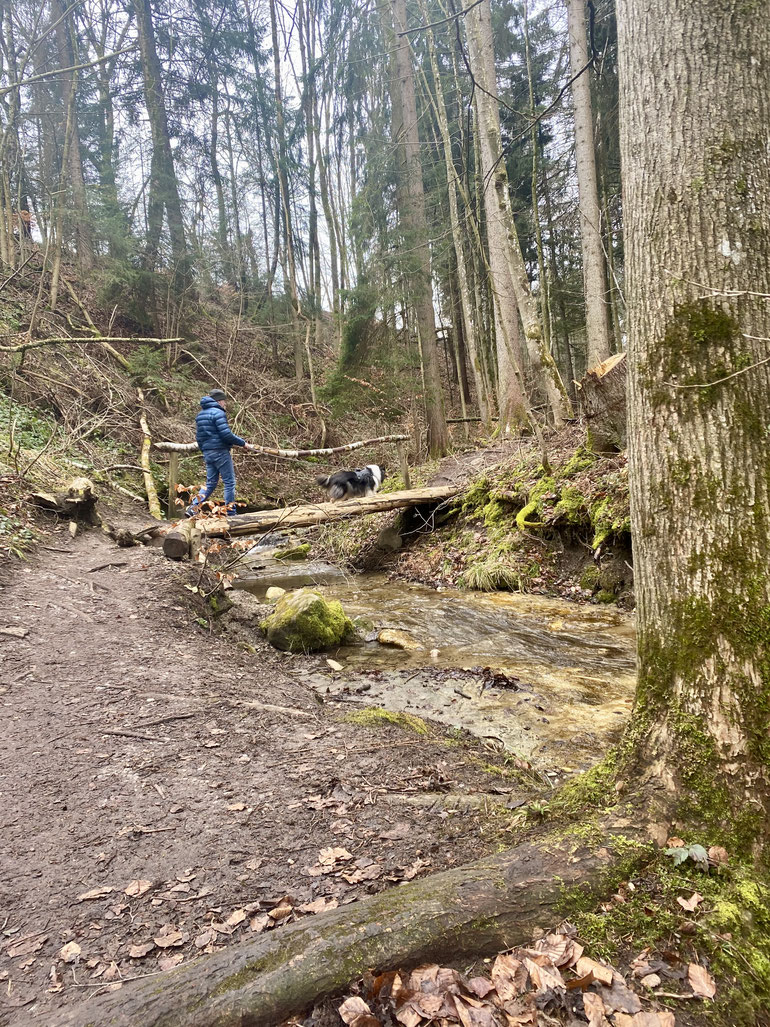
[617,0,770,840]
[389,0,448,457]
[567,0,612,370]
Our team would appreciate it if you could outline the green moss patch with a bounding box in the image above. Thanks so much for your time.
[343,707,429,735]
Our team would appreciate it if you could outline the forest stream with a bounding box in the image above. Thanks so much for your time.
[236,554,637,776]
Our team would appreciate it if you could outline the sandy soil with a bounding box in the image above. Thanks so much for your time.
[0,519,520,1025]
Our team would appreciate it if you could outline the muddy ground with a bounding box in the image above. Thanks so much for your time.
[0,516,532,1025]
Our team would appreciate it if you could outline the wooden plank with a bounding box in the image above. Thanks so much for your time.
[192,485,461,537]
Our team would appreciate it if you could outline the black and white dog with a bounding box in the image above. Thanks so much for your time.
[316,464,386,501]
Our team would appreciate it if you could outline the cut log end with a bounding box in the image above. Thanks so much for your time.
[162,519,201,560]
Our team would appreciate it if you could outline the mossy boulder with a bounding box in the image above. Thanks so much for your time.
[274,542,311,561]
[260,588,354,652]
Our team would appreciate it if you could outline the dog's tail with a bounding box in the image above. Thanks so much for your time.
[316,475,331,488]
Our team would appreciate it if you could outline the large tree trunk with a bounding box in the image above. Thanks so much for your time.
[133,0,189,295]
[388,0,448,457]
[465,0,569,429]
[268,0,304,381]
[48,831,614,1027]
[567,0,612,370]
[52,0,95,272]
[617,0,770,837]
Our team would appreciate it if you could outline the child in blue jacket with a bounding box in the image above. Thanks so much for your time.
[186,389,253,516]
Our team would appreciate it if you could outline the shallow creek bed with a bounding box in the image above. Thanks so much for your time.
[235,559,637,780]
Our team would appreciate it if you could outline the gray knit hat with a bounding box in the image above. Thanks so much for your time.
[209,388,227,401]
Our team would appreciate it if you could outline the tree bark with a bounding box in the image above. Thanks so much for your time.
[388,0,448,457]
[567,0,612,369]
[617,0,770,837]
[48,831,614,1027]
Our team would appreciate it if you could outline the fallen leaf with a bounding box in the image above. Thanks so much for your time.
[614,1014,675,1027]
[583,992,607,1027]
[194,930,216,949]
[576,957,613,987]
[250,915,270,933]
[640,973,661,989]
[666,837,685,847]
[168,883,191,894]
[268,903,293,921]
[124,879,153,898]
[48,965,63,993]
[227,802,247,812]
[490,953,528,1003]
[522,956,563,993]
[341,860,383,884]
[58,941,81,964]
[466,976,495,999]
[0,626,29,638]
[319,846,354,865]
[601,974,642,1015]
[566,971,595,991]
[402,857,430,879]
[158,953,184,971]
[77,886,114,902]
[153,928,187,949]
[326,659,344,672]
[298,897,339,914]
[339,996,381,1027]
[128,942,155,959]
[708,845,729,866]
[226,909,247,927]
[245,858,262,871]
[688,962,716,998]
[6,933,48,958]
[677,892,703,912]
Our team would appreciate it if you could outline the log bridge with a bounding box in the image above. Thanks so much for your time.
[162,485,460,557]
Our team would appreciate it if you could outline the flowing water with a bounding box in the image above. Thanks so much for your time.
[237,557,636,775]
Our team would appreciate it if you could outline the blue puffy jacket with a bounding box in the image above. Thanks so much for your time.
[195,396,246,453]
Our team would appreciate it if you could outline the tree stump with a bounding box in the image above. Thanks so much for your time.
[578,352,627,453]
[30,477,100,525]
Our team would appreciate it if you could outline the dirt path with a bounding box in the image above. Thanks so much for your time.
[0,522,517,1024]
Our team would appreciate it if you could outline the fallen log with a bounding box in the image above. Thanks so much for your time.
[153,433,409,458]
[0,334,183,355]
[194,485,461,538]
[578,352,627,453]
[48,830,619,1027]
[162,518,201,560]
